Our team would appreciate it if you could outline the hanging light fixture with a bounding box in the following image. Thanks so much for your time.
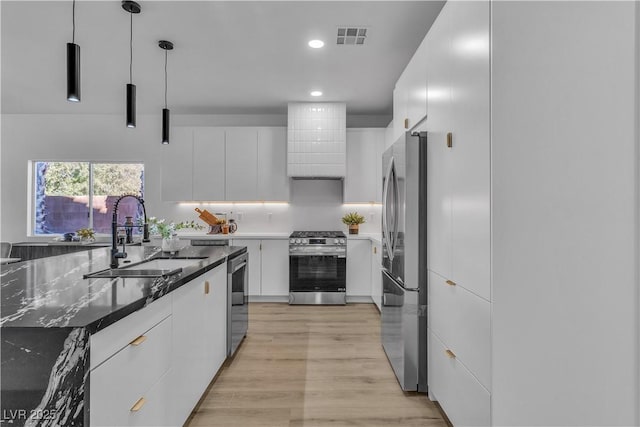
[122,1,141,128]
[159,40,173,144]
[66,0,80,102]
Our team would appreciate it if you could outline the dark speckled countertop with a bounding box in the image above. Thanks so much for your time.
[0,245,246,333]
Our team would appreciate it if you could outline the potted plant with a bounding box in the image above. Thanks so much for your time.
[76,228,95,243]
[342,212,366,235]
[148,217,203,252]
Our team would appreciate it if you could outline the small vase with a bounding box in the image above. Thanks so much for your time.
[349,224,359,235]
[162,236,181,253]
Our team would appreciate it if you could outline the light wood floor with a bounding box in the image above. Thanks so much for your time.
[186,303,448,427]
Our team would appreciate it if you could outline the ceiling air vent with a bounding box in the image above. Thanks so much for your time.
[337,27,367,45]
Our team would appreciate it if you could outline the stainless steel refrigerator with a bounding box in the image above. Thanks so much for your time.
[381,131,427,392]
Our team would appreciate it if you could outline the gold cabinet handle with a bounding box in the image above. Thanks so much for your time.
[445,280,456,286]
[129,335,147,346]
[130,397,146,412]
[404,118,409,129]
[204,280,210,294]
[373,246,377,254]
[447,132,453,148]
[445,349,456,359]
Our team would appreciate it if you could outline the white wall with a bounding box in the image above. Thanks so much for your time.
[491,1,638,425]
[0,114,381,242]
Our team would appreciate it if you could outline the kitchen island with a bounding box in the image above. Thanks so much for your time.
[1,244,245,426]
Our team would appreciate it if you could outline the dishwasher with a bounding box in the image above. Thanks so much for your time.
[191,239,248,357]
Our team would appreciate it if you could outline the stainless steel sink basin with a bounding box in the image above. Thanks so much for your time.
[84,257,207,279]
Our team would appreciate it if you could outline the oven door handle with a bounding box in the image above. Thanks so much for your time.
[231,261,246,273]
[290,253,346,258]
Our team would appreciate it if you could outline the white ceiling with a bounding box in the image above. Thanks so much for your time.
[1,1,444,120]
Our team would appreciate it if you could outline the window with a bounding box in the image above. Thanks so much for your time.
[33,162,145,235]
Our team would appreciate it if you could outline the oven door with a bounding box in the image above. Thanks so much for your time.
[289,254,346,292]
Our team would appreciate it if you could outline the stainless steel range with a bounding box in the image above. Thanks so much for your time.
[289,231,347,305]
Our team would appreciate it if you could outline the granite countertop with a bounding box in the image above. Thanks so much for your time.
[0,245,245,333]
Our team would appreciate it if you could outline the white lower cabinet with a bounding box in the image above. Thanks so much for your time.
[260,239,289,296]
[346,238,372,298]
[172,264,227,426]
[90,315,173,427]
[429,271,491,391]
[233,239,289,298]
[90,263,227,427]
[429,331,490,427]
[371,240,382,310]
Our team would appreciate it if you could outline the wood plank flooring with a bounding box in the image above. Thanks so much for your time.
[186,303,447,427]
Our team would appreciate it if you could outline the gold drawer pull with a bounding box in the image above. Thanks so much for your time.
[445,280,456,286]
[130,397,146,412]
[445,349,456,359]
[447,132,453,148]
[204,280,210,294]
[129,335,147,346]
[404,118,410,129]
[373,246,377,254]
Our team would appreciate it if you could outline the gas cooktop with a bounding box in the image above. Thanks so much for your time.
[290,231,346,239]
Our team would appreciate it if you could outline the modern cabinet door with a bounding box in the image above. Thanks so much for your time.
[260,239,290,296]
[371,240,382,311]
[232,239,262,296]
[344,129,385,203]
[171,277,208,425]
[161,127,193,201]
[426,2,453,280]
[392,74,409,142]
[225,128,258,201]
[404,35,428,131]
[193,127,226,201]
[258,128,290,201]
[449,0,491,300]
[346,239,372,297]
[202,264,228,381]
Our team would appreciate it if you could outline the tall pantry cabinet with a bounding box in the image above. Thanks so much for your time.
[424,1,639,426]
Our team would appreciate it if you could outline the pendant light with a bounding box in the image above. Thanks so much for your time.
[66,0,80,102]
[159,40,173,144]
[122,1,141,128]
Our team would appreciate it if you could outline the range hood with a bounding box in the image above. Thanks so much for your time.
[287,102,346,178]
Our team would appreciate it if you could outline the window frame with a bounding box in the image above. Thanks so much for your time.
[30,160,145,236]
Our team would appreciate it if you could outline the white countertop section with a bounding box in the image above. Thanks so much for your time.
[347,233,382,244]
[176,232,291,240]
[177,231,383,243]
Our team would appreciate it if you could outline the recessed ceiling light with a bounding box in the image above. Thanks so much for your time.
[308,40,324,49]
[310,91,323,97]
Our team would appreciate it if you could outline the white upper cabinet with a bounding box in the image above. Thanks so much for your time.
[344,128,385,203]
[161,127,193,201]
[225,128,259,201]
[257,127,290,201]
[193,127,226,201]
[162,127,290,202]
[392,33,429,141]
[449,0,491,300]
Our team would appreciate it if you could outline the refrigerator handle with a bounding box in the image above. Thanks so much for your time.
[382,157,395,262]
[390,161,400,257]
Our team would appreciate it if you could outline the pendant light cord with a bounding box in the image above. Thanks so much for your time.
[164,49,168,109]
[129,11,133,84]
[72,0,76,43]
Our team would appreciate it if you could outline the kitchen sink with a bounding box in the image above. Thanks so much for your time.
[84,257,207,279]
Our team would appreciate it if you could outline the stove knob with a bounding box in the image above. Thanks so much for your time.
[333,238,338,244]
[302,239,307,244]
[290,239,295,244]
[295,239,301,244]
[340,239,345,244]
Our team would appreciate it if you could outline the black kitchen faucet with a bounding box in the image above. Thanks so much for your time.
[111,194,150,268]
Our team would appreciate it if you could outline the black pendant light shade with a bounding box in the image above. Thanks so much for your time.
[126,83,136,128]
[123,1,141,128]
[159,40,174,144]
[66,0,80,102]
[162,108,170,144]
[66,43,80,102]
